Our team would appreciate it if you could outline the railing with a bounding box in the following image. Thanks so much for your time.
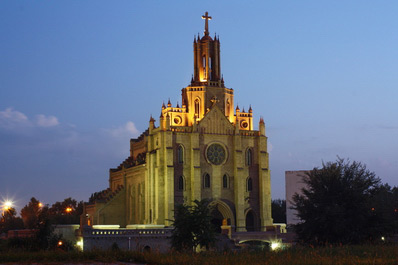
[84,226,173,238]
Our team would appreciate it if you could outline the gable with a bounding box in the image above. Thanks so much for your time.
[198,105,235,134]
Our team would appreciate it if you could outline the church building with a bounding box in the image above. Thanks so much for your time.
[83,12,273,232]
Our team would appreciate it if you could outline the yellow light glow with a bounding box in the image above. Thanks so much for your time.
[58,240,63,246]
[76,239,84,250]
[38,202,43,208]
[270,241,281,251]
[3,200,12,211]
[65,207,73,213]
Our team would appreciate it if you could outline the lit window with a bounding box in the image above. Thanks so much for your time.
[195,98,200,117]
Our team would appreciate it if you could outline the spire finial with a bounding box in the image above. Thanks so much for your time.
[201,11,212,36]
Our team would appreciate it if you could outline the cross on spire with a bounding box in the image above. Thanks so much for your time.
[202,11,212,36]
[210,96,219,106]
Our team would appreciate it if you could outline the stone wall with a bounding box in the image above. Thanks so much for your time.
[82,226,172,253]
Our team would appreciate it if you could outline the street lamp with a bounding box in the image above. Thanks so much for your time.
[4,201,12,211]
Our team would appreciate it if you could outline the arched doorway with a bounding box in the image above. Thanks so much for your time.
[208,200,235,233]
[246,210,255,231]
[211,208,223,233]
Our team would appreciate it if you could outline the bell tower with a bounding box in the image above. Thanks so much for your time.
[192,11,221,84]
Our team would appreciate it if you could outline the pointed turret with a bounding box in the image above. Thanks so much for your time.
[149,115,155,133]
[259,117,265,136]
[162,102,166,109]
[165,112,170,130]
[160,111,165,130]
[167,99,171,107]
[249,105,253,113]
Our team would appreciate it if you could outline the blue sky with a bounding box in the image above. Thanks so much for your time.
[1,1,397,212]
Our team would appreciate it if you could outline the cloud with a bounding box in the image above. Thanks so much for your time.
[0,107,60,130]
[35,114,59,127]
[105,121,140,138]
[0,108,29,129]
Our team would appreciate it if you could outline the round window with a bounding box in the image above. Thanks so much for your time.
[206,143,226,165]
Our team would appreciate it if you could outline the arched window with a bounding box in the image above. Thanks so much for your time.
[195,98,200,117]
[204,173,211,188]
[209,57,212,80]
[222,174,228,188]
[226,99,230,117]
[202,56,206,80]
[178,176,184,190]
[247,177,253,192]
[177,145,184,164]
[246,148,252,166]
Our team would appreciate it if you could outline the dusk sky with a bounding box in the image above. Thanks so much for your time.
[1,1,398,212]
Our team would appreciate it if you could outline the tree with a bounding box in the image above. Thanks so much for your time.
[271,199,286,223]
[368,184,398,237]
[0,207,24,234]
[20,197,47,229]
[171,199,216,252]
[292,158,381,245]
[48,197,83,224]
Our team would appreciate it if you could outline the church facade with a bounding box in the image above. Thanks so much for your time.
[83,13,273,231]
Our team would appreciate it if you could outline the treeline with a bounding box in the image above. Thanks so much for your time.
[0,197,83,251]
[292,158,398,245]
[1,197,83,234]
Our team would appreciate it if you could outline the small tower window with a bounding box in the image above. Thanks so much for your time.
[204,173,211,188]
[195,98,200,117]
[202,55,206,80]
[246,148,252,166]
[178,176,184,190]
[177,145,184,164]
[222,174,228,188]
[247,177,253,192]
[209,57,212,80]
[226,99,230,117]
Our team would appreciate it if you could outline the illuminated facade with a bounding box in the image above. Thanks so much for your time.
[84,12,273,231]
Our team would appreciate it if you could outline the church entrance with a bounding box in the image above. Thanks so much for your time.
[211,208,224,233]
[245,210,255,231]
[208,200,234,233]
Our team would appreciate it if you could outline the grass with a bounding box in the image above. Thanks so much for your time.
[0,245,397,264]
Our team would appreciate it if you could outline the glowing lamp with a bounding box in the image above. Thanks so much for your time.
[3,201,13,211]
[270,241,281,251]
[65,207,73,213]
